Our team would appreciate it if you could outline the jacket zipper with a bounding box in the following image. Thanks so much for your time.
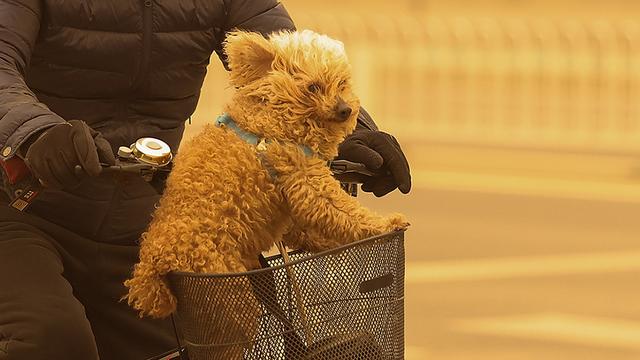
[131,0,153,93]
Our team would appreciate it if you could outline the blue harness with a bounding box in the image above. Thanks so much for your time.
[215,113,314,177]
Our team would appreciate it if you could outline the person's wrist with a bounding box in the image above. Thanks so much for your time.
[17,127,53,159]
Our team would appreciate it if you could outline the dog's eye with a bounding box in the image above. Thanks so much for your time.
[307,83,321,93]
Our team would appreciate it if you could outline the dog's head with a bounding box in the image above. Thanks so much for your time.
[224,30,360,159]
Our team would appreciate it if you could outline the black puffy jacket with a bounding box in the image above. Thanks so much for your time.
[0,0,294,242]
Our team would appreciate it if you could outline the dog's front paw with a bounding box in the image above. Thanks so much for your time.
[384,213,410,232]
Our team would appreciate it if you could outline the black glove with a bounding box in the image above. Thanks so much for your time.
[337,129,411,197]
[22,120,116,189]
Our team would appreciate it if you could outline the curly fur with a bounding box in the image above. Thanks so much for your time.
[124,30,408,347]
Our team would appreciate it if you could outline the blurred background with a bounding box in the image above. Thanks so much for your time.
[186,1,640,359]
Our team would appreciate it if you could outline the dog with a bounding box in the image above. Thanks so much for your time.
[124,29,408,338]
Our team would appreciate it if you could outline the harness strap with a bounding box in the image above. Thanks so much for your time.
[215,113,261,146]
[215,113,315,178]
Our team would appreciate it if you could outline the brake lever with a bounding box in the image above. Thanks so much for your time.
[329,160,377,177]
[329,159,387,182]
[74,162,160,176]
[329,160,387,197]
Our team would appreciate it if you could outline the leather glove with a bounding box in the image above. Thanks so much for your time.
[337,129,411,197]
[22,120,116,189]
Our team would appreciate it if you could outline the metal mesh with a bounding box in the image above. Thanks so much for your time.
[167,231,405,360]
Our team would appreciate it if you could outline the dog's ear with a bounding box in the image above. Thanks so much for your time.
[224,31,276,86]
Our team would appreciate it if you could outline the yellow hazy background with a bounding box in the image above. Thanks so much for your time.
[188,1,640,359]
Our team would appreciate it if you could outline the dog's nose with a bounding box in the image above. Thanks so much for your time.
[335,99,352,122]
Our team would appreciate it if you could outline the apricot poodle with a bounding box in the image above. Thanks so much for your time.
[124,30,408,321]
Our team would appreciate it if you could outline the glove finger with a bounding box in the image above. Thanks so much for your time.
[373,181,398,197]
[381,134,411,194]
[361,179,376,193]
[69,121,102,177]
[362,175,397,197]
[24,157,55,189]
[391,136,411,187]
[84,122,116,166]
[389,135,413,191]
[368,134,412,194]
[362,175,394,191]
[338,140,384,170]
[34,157,67,189]
[50,153,82,189]
[94,135,116,166]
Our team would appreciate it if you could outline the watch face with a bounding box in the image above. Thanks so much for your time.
[132,137,173,166]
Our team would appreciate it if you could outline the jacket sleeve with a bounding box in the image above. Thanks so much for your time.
[0,0,66,161]
[356,107,379,132]
[214,0,296,68]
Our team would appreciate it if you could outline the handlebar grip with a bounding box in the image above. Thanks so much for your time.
[75,163,158,176]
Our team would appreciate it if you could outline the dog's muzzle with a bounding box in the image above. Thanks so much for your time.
[334,98,353,122]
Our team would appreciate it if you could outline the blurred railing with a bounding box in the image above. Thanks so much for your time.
[295,14,640,155]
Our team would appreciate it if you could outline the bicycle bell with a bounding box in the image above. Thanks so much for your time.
[118,137,173,167]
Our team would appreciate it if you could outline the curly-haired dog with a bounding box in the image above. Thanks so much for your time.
[124,29,407,331]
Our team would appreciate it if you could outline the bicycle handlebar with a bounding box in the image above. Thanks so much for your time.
[74,159,383,183]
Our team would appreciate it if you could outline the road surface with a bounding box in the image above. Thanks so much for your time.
[360,187,640,359]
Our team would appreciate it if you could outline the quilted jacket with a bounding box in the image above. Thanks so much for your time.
[0,0,295,242]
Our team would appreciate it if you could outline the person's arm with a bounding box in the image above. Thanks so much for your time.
[0,1,114,189]
[0,0,66,161]
[213,0,296,69]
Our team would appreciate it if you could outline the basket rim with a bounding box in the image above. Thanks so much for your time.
[167,229,405,280]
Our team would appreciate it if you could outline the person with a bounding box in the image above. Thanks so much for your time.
[0,0,412,359]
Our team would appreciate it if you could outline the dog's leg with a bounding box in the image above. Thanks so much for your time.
[125,229,262,355]
[124,258,177,319]
[124,229,249,318]
[271,148,408,252]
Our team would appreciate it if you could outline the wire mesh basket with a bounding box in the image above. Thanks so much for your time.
[166,230,405,360]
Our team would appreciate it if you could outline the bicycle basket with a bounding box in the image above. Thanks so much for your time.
[166,230,405,360]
